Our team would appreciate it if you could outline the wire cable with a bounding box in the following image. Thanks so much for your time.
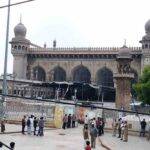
[0,0,36,9]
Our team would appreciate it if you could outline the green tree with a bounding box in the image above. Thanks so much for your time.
[133,65,150,104]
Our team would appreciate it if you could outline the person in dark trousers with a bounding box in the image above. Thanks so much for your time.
[117,118,122,138]
[96,117,102,136]
[27,117,31,134]
[90,124,98,149]
[67,114,72,128]
[0,119,5,133]
[33,117,38,135]
[72,114,76,128]
[21,116,26,134]
[101,118,105,135]
[62,114,68,129]
[37,117,44,136]
[140,119,147,137]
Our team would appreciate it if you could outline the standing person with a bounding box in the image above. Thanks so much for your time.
[147,122,150,141]
[30,115,34,134]
[120,121,125,140]
[101,118,105,135]
[27,117,31,135]
[33,117,38,135]
[84,115,89,126]
[96,117,101,136]
[92,118,96,126]
[140,119,147,137]
[38,117,44,136]
[72,114,76,128]
[85,141,91,150]
[62,114,68,129]
[90,124,98,149]
[117,118,122,138]
[21,115,26,134]
[123,121,128,142]
[0,119,5,133]
[67,114,71,128]
[83,124,89,148]
[112,118,118,137]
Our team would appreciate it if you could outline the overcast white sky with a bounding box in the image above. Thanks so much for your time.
[0,0,150,75]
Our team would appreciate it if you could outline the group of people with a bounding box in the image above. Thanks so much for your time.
[112,118,128,142]
[83,115,105,150]
[62,114,77,129]
[22,115,44,136]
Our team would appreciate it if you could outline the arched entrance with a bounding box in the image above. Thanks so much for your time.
[96,67,115,102]
[96,67,114,87]
[33,66,46,81]
[72,65,91,83]
[53,66,66,81]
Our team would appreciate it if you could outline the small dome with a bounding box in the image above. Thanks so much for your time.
[14,22,27,37]
[145,19,150,34]
[118,45,131,58]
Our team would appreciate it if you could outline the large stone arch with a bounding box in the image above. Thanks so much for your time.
[72,65,91,83]
[96,67,114,87]
[33,66,46,81]
[51,66,66,81]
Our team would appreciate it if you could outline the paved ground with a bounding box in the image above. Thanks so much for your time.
[0,124,150,150]
[0,124,103,150]
[100,133,150,150]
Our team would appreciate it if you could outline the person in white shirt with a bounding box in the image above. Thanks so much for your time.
[84,115,89,125]
[30,115,34,134]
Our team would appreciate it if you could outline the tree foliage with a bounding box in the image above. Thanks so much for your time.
[133,65,150,104]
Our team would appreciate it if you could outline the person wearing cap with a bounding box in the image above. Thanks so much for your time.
[90,123,98,148]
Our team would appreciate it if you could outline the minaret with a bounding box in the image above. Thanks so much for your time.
[140,20,150,71]
[114,45,134,110]
[10,19,30,79]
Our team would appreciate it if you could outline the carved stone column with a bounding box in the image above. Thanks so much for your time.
[114,45,134,110]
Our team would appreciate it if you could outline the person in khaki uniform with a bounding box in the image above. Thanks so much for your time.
[83,124,89,140]
[123,121,128,142]
[83,124,89,148]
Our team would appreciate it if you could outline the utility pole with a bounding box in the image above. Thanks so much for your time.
[1,0,11,119]
[0,0,35,119]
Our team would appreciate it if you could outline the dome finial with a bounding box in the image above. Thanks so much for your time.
[123,39,126,47]
[20,14,22,23]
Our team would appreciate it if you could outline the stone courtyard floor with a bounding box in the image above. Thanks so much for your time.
[0,124,103,150]
[0,124,150,150]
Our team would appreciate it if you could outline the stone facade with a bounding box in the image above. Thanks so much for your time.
[10,20,150,89]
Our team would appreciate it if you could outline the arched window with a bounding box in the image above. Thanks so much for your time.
[33,66,46,81]
[22,46,25,50]
[18,45,21,50]
[96,67,114,87]
[52,66,66,81]
[73,65,91,83]
[14,45,17,50]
